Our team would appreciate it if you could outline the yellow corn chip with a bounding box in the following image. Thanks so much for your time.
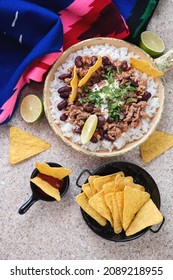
[116,191,124,225]
[78,56,102,87]
[123,186,150,231]
[140,130,173,163]
[102,181,115,195]
[69,65,78,103]
[93,172,124,192]
[88,175,99,195]
[126,199,163,236]
[35,162,72,179]
[89,190,113,226]
[76,192,106,226]
[82,183,93,199]
[31,176,61,201]
[130,57,163,78]
[105,192,114,214]
[111,193,122,234]
[126,182,145,191]
[114,173,126,192]
[9,127,51,164]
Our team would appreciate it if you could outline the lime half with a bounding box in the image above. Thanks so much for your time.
[140,31,165,58]
[81,114,98,144]
[20,94,43,123]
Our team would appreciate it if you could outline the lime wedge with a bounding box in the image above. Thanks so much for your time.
[140,31,165,58]
[20,94,43,123]
[81,114,98,144]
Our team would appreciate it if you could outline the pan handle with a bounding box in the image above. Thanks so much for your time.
[155,49,173,72]
[150,216,165,233]
[18,194,39,215]
[76,169,92,188]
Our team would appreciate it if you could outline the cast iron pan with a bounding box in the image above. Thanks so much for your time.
[19,162,70,215]
[76,161,164,242]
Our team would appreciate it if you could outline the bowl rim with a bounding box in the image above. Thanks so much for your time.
[43,37,165,157]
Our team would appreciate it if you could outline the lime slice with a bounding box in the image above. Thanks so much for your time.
[140,31,165,58]
[81,114,98,144]
[20,94,43,123]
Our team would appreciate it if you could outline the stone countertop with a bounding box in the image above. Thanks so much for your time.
[0,0,173,260]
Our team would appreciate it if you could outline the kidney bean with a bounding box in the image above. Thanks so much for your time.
[75,56,83,68]
[120,61,128,71]
[102,56,111,65]
[142,91,152,101]
[107,116,114,124]
[91,56,98,65]
[74,127,82,134]
[98,128,104,140]
[58,86,71,93]
[58,73,71,80]
[104,134,114,142]
[60,92,70,99]
[97,115,105,128]
[91,76,101,84]
[60,113,68,121]
[90,136,98,143]
[130,80,138,87]
[84,104,94,113]
[57,100,68,111]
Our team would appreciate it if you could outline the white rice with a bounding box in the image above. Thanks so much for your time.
[49,44,159,152]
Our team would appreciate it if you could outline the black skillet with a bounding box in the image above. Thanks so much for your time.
[18,162,70,215]
[76,161,164,242]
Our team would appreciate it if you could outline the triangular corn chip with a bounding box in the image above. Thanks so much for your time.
[9,127,51,164]
[111,193,122,234]
[88,175,99,195]
[76,192,106,226]
[126,199,163,236]
[123,186,150,231]
[93,172,124,192]
[35,162,72,179]
[89,190,113,226]
[130,57,163,78]
[140,130,173,163]
[31,177,61,201]
[82,183,93,199]
[116,191,124,225]
[105,192,114,214]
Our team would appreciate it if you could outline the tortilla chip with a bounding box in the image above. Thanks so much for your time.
[35,162,72,179]
[116,191,124,225]
[114,175,133,192]
[89,190,113,226]
[93,172,124,192]
[9,127,51,164]
[105,192,114,214]
[88,175,99,195]
[130,57,163,78]
[76,192,106,226]
[127,182,145,191]
[31,176,61,201]
[123,186,150,231]
[82,183,93,199]
[126,199,163,236]
[140,130,173,163]
[102,181,115,195]
[111,193,122,234]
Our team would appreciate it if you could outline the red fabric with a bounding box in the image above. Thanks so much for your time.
[59,0,130,50]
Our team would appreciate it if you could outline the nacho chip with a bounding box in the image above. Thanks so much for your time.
[82,183,93,199]
[140,130,173,163]
[35,162,72,179]
[31,176,61,201]
[88,175,99,195]
[111,193,122,234]
[93,172,124,192]
[9,127,51,164]
[89,190,113,226]
[130,57,163,78]
[105,192,114,214]
[127,182,145,191]
[126,199,163,236]
[123,186,150,231]
[116,191,124,225]
[76,192,106,226]
[102,181,115,195]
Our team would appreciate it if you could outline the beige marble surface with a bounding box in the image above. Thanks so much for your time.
[0,0,173,260]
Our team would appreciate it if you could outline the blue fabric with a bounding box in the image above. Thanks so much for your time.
[112,0,137,19]
[0,0,74,124]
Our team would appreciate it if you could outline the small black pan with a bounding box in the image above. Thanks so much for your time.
[18,162,70,215]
